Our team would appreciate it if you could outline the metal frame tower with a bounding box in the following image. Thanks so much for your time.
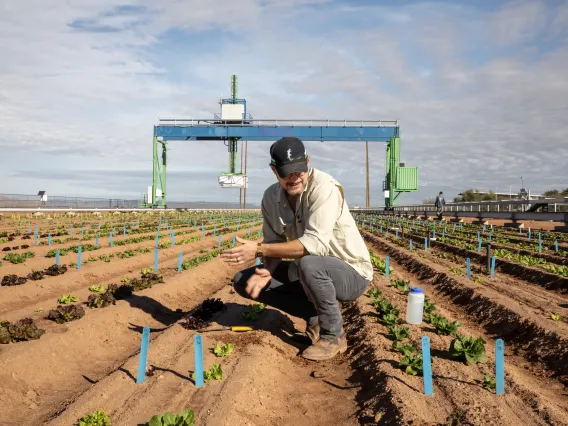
[146,75,418,209]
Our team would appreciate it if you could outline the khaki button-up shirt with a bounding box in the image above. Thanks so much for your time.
[261,168,373,283]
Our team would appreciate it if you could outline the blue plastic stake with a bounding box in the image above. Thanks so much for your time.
[538,239,542,253]
[410,239,413,251]
[194,334,204,387]
[490,256,496,278]
[453,223,456,233]
[171,235,175,248]
[154,249,159,271]
[421,336,433,396]
[178,252,183,272]
[47,233,51,245]
[81,226,84,236]
[155,234,159,248]
[555,240,559,252]
[28,225,31,233]
[482,224,486,233]
[478,239,482,253]
[433,230,436,239]
[248,228,251,237]
[466,258,471,278]
[123,224,126,235]
[232,235,236,245]
[95,235,99,247]
[110,233,114,247]
[70,226,73,236]
[496,339,505,395]
[56,250,60,265]
[218,235,222,248]
[214,225,217,236]
[396,229,399,239]
[385,256,390,277]
[528,230,531,241]
[424,237,428,251]
[489,233,492,243]
[77,246,82,270]
[202,226,205,237]
[136,326,151,384]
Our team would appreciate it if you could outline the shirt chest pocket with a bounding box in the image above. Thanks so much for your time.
[278,211,296,241]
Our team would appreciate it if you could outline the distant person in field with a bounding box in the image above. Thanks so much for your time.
[221,136,373,361]
[435,191,446,220]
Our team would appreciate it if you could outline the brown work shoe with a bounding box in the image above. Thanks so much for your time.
[292,321,320,345]
[300,334,347,361]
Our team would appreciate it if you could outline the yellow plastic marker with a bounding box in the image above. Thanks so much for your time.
[200,326,253,333]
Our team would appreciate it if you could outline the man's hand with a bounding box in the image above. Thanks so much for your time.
[245,268,271,299]
[220,236,258,266]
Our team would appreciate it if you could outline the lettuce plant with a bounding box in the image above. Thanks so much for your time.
[149,409,194,426]
[213,343,234,357]
[77,409,111,426]
[398,352,423,375]
[449,334,487,364]
[430,314,460,336]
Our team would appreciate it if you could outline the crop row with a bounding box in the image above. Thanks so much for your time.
[354,213,568,247]
[366,284,492,384]
[1,211,262,236]
[0,215,262,250]
[356,216,568,281]
[0,219,263,268]
[1,228,264,344]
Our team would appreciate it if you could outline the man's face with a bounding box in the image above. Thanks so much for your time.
[271,158,310,196]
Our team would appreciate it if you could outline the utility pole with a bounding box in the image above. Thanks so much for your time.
[244,141,248,209]
[365,141,370,208]
[239,140,244,209]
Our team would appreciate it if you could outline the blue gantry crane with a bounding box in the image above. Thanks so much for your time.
[146,75,418,209]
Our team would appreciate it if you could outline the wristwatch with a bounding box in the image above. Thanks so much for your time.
[255,242,264,259]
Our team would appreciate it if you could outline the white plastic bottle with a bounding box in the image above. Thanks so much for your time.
[406,287,425,325]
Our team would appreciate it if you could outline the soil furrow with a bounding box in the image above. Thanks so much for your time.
[362,229,568,387]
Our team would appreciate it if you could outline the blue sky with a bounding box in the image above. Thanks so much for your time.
[1,0,567,207]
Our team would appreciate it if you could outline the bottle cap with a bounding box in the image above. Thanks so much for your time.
[410,287,423,294]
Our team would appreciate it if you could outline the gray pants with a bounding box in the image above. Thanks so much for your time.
[233,255,370,339]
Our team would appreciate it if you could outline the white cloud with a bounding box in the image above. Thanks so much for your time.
[1,0,567,207]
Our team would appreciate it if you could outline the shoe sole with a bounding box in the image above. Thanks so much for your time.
[300,342,347,361]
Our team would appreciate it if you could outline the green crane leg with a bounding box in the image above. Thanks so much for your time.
[152,136,158,207]
[385,137,400,210]
[161,141,167,208]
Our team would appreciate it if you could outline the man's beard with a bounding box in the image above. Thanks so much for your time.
[285,181,304,196]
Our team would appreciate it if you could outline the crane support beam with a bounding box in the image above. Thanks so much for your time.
[154,119,399,142]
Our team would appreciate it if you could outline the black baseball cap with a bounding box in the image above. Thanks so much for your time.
[269,137,308,178]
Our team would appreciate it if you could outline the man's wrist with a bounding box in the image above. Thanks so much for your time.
[255,242,265,259]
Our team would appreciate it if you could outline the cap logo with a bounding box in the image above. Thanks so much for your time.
[286,149,292,161]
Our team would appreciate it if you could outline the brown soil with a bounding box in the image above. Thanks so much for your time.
[2,214,568,426]
[405,216,567,232]
[362,230,568,383]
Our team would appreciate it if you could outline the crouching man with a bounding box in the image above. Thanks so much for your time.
[220,137,373,361]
